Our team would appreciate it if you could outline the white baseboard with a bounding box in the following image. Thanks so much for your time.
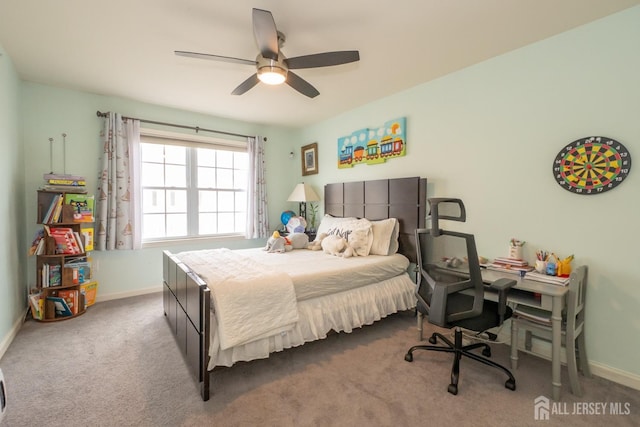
[0,309,28,361]
[94,285,162,303]
[590,362,640,391]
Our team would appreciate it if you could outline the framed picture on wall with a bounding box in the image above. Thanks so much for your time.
[301,143,318,176]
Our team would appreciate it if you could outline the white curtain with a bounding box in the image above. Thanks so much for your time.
[245,135,269,239]
[96,112,141,250]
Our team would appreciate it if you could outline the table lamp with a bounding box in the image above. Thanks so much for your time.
[287,183,320,221]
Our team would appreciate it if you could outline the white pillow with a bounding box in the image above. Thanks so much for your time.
[370,218,399,256]
[315,214,357,239]
[317,215,373,256]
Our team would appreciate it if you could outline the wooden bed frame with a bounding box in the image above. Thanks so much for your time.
[162,176,426,401]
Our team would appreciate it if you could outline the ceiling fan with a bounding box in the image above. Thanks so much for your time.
[175,8,360,98]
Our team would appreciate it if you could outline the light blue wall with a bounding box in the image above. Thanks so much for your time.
[2,7,639,383]
[297,8,640,377]
[19,83,298,298]
[0,43,26,354]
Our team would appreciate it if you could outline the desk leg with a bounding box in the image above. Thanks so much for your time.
[551,295,563,401]
[510,318,519,370]
[417,311,424,341]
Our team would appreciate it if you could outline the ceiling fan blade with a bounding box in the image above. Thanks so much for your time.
[231,74,260,96]
[175,51,255,66]
[286,51,360,69]
[286,72,320,98]
[252,8,279,61]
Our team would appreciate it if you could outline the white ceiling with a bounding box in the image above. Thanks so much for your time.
[1,0,638,128]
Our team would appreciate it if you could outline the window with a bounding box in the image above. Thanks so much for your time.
[140,131,248,242]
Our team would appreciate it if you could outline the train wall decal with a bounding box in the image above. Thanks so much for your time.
[337,117,406,168]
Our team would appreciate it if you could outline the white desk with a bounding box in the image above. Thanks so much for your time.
[481,269,568,401]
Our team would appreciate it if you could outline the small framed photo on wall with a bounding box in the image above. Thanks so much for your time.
[301,143,318,176]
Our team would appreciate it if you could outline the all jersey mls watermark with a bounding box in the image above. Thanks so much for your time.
[534,396,631,420]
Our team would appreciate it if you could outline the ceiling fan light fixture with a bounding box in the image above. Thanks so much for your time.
[257,64,287,85]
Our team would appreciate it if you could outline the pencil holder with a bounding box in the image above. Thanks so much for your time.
[534,260,547,274]
[508,245,523,260]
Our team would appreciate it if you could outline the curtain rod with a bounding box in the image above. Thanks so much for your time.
[96,111,259,140]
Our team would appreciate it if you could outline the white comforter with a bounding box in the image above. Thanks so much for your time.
[176,248,298,350]
[234,248,410,300]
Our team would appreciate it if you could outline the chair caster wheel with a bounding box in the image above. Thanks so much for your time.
[429,336,437,344]
[448,384,458,395]
[404,353,413,362]
[505,379,516,391]
[482,348,491,357]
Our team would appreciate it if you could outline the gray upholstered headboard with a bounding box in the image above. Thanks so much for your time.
[324,177,427,263]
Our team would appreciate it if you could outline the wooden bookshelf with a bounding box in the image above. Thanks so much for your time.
[30,190,96,322]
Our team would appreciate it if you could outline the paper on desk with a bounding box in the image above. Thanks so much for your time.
[523,271,570,286]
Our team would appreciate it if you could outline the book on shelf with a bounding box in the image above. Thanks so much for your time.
[35,238,46,255]
[28,293,44,320]
[43,173,85,182]
[49,264,61,287]
[64,193,94,223]
[65,266,80,285]
[81,226,94,251]
[43,173,86,187]
[57,290,79,315]
[41,194,63,223]
[45,226,83,255]
[65,258,91,283]
[80,281,98,307]
[51,195,65,223]
[41,264,62,288]
[73,231,85,253]
[46,296,73,317]
[29,229,45,256]
[41,185,88,193]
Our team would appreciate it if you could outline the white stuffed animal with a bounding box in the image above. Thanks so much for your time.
[286,216,307,234]
[307,233,327,251]
[320,234,356,258]
[287,232,310,249]
[264,231,292,253]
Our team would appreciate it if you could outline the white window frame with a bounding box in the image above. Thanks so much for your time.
[139,128,248,245]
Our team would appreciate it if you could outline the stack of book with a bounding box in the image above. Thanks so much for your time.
[42,173,87,193]
[522,271,570,286]
[44,225,85,254]
[486,257,534,274]
[41,193,65,223]
[40,264,62,287]
[56,289,81,315]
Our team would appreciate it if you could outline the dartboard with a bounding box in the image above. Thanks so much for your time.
[553,136,631,195]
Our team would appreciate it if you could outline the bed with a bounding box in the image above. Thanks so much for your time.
[162,177,427,400]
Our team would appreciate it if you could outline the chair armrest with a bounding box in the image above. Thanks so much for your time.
[489,278,517,325]
[489,277,517,292]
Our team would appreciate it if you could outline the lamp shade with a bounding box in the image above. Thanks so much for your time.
[287,183,320,202]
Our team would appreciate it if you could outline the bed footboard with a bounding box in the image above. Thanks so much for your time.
[162,250,211,401]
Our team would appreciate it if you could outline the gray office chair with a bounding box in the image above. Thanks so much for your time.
[404,198,517,395]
